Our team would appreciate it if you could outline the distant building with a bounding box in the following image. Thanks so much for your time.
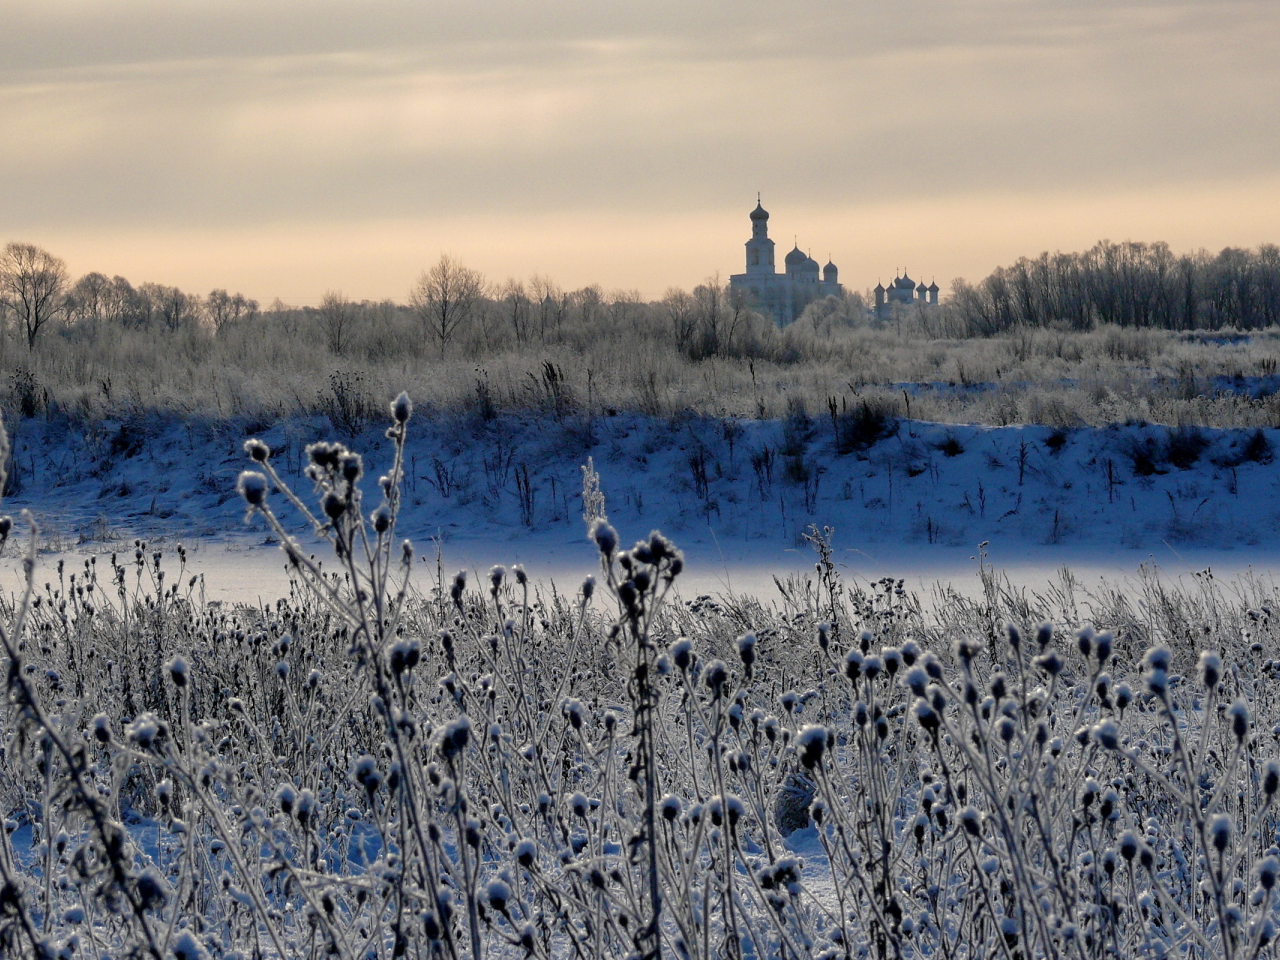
[728,200,842,326]
[875,273,938,316]
[729,199,941,325]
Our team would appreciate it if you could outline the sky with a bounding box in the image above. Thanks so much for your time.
[1,0,1277,305]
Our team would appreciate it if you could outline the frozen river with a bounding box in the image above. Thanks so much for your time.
[5,531,1280,610]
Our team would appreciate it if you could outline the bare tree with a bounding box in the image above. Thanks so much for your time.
[499,278,530,344]
[207,289,260,336]
[137,283,200,332]
[66,271,112,325]
[662,288,698,354]
[0,242,68,348]
[572,284,604,326]
[693,273,725,355]
[723,285,755,354]
[318,290,355,354]
[529,274,567,340]
[409,255,486,358]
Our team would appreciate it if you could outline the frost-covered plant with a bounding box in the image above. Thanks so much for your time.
[7,397,1280,959]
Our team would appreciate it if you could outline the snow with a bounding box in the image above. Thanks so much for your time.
[5,410,1280,601]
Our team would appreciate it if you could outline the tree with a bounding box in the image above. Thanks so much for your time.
[409,255,486,358]
[692,273,726,355]
[662,288,697,354]
[529,274,567,340]
[318,291,354,355]
[498,278,530,344]
[66,271,112,325]
[137,283,200,332]
[206,289,260,335]
[0,242,68,348]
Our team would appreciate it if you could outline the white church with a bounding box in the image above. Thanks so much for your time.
[728,198,939,325]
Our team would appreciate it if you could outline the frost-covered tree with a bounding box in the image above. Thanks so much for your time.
[409,254,486,358]
[0,242,67,348]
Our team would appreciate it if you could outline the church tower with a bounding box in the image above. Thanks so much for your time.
[744,198,775,275]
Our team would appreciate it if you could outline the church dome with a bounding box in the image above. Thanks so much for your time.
[802,255,820,270]
[874,281,885,293]
[928,280,939,292]
[916,281,928,293]
[785,245,807,266]
[896,274,915,289]
[750,201,769,221]
[823,260,838,281]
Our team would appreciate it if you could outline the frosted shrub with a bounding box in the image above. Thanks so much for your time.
[3,400,1280,959]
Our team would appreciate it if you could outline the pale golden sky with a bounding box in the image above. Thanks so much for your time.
[2,1,1277,303]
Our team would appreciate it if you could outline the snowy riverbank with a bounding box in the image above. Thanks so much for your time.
[4,409,1280,599]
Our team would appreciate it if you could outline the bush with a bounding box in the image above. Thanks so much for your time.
[935,433,964,457]
[1125,435,1167,476]
[834,398,897,454]
[1242,428,1274,464]
[1166,426,1208,469]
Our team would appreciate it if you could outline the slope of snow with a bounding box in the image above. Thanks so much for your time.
[5,410,1280,598]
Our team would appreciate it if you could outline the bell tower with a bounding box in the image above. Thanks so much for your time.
[745,195,775,275]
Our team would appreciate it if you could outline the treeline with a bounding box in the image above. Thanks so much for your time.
[0,241,862,363]
[951,240,1280,334]
[0,243,261,348]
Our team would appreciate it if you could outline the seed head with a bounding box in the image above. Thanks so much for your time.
[589,518,618,558]
[704,660,729,694]
[798,724,827,769]
[1119,831,1139,862]
[1093,719,1120,751]
[237,471,268,507]
[391,391,413,424]
[1229,699,1250,742]
[485,879,511,912]
[1260,856,1280,891]
[1035,622,1053,650]
[172,931,208,960]
[844,649,863,681]
[1144,645,1172,674]
[1006,624,1021,652]
[1199,651,1222,691]
[904,666,928,697]
[915,698,940,733]
[1095,631,1113,664]
[1034,652,1064,677]
[440,716,471,760]
[1210,813,1233,853]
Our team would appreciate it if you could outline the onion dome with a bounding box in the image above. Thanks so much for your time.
[823,260,838,282]
[785,245,807,266]
[928,280,939,293]
[916,281,928,294]
[750,201,769,221]
[802,254,820,271]
[874,281,885,293]
[896,274,915,289]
